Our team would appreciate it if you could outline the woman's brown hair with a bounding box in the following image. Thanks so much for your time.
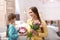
[6,13,16,37]
[30,7,41,23]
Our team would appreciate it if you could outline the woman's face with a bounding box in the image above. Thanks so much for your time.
[29,9,37,18]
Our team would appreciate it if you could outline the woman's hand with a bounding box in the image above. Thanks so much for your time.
[31,29,38,36]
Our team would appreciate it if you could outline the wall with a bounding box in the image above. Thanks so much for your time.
[0,0,6,32]
[0,0,15,32]
[0,0,6,27]
[17,0,60,21]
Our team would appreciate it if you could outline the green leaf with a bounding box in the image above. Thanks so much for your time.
[27,32,32,38]
[33,24,40,30]
[30,25,33,29]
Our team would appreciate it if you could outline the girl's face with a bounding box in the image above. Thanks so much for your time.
[11,18,16,24]
[29,9,37,18]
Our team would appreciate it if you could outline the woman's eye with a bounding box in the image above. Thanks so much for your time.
[29,12,32,13]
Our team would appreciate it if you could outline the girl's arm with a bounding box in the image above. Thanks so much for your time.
[9,25,19,39]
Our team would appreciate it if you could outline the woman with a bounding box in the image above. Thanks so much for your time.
[6,13,20,40]
[27,7,48,40]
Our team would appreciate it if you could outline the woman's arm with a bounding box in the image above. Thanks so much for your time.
[27,19,32,33]
[38,20,48,37]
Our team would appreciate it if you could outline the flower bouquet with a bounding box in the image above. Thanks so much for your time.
[27,21,40,39]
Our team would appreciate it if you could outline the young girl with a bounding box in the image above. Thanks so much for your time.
[6,13,19,40]
[27,7,48,40]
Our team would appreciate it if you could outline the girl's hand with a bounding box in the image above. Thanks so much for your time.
[19,32,27,36]
[18,33,20,36]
